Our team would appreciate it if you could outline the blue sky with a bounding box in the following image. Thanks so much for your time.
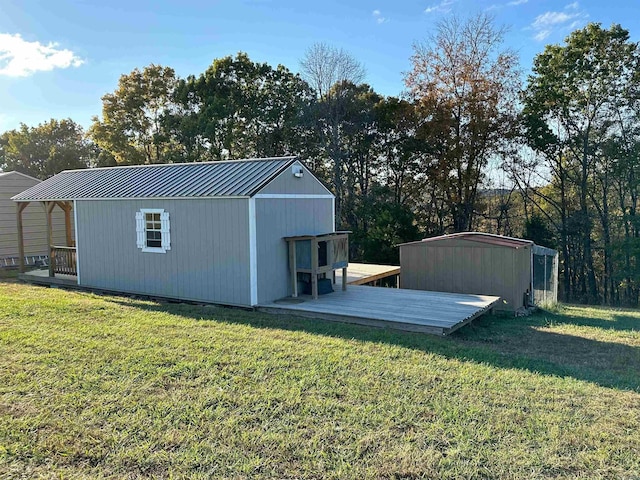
[0,0,637,132]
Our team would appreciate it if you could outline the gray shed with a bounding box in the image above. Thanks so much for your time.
[11,157,335,307]
[0,171,71,266]
[399,232,558,311]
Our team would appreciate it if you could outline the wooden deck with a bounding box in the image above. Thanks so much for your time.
[19,269,78,287]
[19,268,498,336]
[259,285,499,336]
[340,263,400,286]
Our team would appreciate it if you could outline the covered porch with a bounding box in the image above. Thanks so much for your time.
[15,200,77,281]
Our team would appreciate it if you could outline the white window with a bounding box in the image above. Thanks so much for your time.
[136,209,170,253]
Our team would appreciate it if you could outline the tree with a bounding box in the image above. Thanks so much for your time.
[351,185,420,264]
[300,43,366,99]
[171,53,314,161]
[522,23,639,304]
[0,119,94,179]
[405,13,521,232]
[522,214,556,248]
[89,64,178,165]
[299,45,368,225]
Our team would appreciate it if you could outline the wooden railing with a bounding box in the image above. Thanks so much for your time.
[50,246,77,276]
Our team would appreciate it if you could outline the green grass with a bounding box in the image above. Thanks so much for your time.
[0,280,639,479]
[0,268,19,280]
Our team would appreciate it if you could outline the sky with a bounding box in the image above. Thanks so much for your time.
[0,0,638,133]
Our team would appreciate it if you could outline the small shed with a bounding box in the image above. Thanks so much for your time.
[0,171,71,266]
[12,157,335,307]
[399,232,558,311]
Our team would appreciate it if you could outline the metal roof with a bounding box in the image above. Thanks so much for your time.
[11,157,300,201]
[399,232,535,249]
[0,171,41,182]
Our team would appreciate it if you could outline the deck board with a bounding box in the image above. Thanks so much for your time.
[259,285,499,335]
[340,263,400,285]
[19,269,78,287]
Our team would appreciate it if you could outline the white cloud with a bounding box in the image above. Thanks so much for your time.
[0,33,84,77]
[529,3,588,41]
[508,0,528,5]
[372,9,388,24]
[424,0,456,14]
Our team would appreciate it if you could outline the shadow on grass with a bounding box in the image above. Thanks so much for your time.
[529,305,640,333]
[103,295,640,393]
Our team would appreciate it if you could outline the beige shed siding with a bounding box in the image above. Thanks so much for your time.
[255,198,334,304]
[400,238,532,311]
[0,173,70,258]
[257,162,332,196]
[76,198,252,306]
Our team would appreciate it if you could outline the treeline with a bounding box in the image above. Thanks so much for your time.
[2,16,640,306]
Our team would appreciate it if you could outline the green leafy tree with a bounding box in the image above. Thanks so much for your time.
[89,64,178,164]
[351,185,420,264]
[171,53,314,161]
[0,119,94,179]
[522,214,556,249]
[522,23,639,303]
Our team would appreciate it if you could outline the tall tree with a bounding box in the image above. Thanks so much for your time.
[300,44,368,225]
[0,119,94,179]
[405,13,521,232]
[300,43,366,99]
[522,23,639,304]
[171,53,314,161]
[89,64,178,165]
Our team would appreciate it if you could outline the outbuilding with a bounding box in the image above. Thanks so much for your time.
[12,157,335,307]
[399,232,558,311]
[0,171,70,267]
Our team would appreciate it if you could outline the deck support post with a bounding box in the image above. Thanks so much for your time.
[311,238,318,299]
[342,267,347,291]
[16,202,29,273]
[44,201,56,277]
[289,240,297,298]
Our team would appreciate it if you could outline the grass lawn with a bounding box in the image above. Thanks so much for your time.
[0,278,639,479]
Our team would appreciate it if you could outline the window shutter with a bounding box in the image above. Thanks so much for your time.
[160,211,171,251]
[135,211,144,249]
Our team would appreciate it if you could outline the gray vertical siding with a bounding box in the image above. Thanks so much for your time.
[76,198,251,306]
[1,173,71,258]
[400,239,531,311]
[255,198,334,304]
[257,162,332,196]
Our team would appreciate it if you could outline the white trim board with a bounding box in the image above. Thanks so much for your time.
[248,197,258,306]
[253,194,335,199]
[73,199,80,285]
[332,197,336,231]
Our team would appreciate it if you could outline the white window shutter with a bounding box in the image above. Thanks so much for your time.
[160,211,171,251]
[135,211,144,249]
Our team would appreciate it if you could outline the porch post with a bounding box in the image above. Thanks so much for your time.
[63,202,73,246]
[45,201,55,277]
[16,202,28,273]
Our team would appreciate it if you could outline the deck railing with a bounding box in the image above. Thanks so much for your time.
[50,246,77,276]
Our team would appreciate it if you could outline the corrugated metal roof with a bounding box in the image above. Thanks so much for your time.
[12,157,299,201]
[399,232,534,249]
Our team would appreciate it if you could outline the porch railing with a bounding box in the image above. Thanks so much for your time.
[50,246,77,276]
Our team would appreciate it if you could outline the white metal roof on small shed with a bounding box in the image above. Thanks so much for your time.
[11,156,330,202]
